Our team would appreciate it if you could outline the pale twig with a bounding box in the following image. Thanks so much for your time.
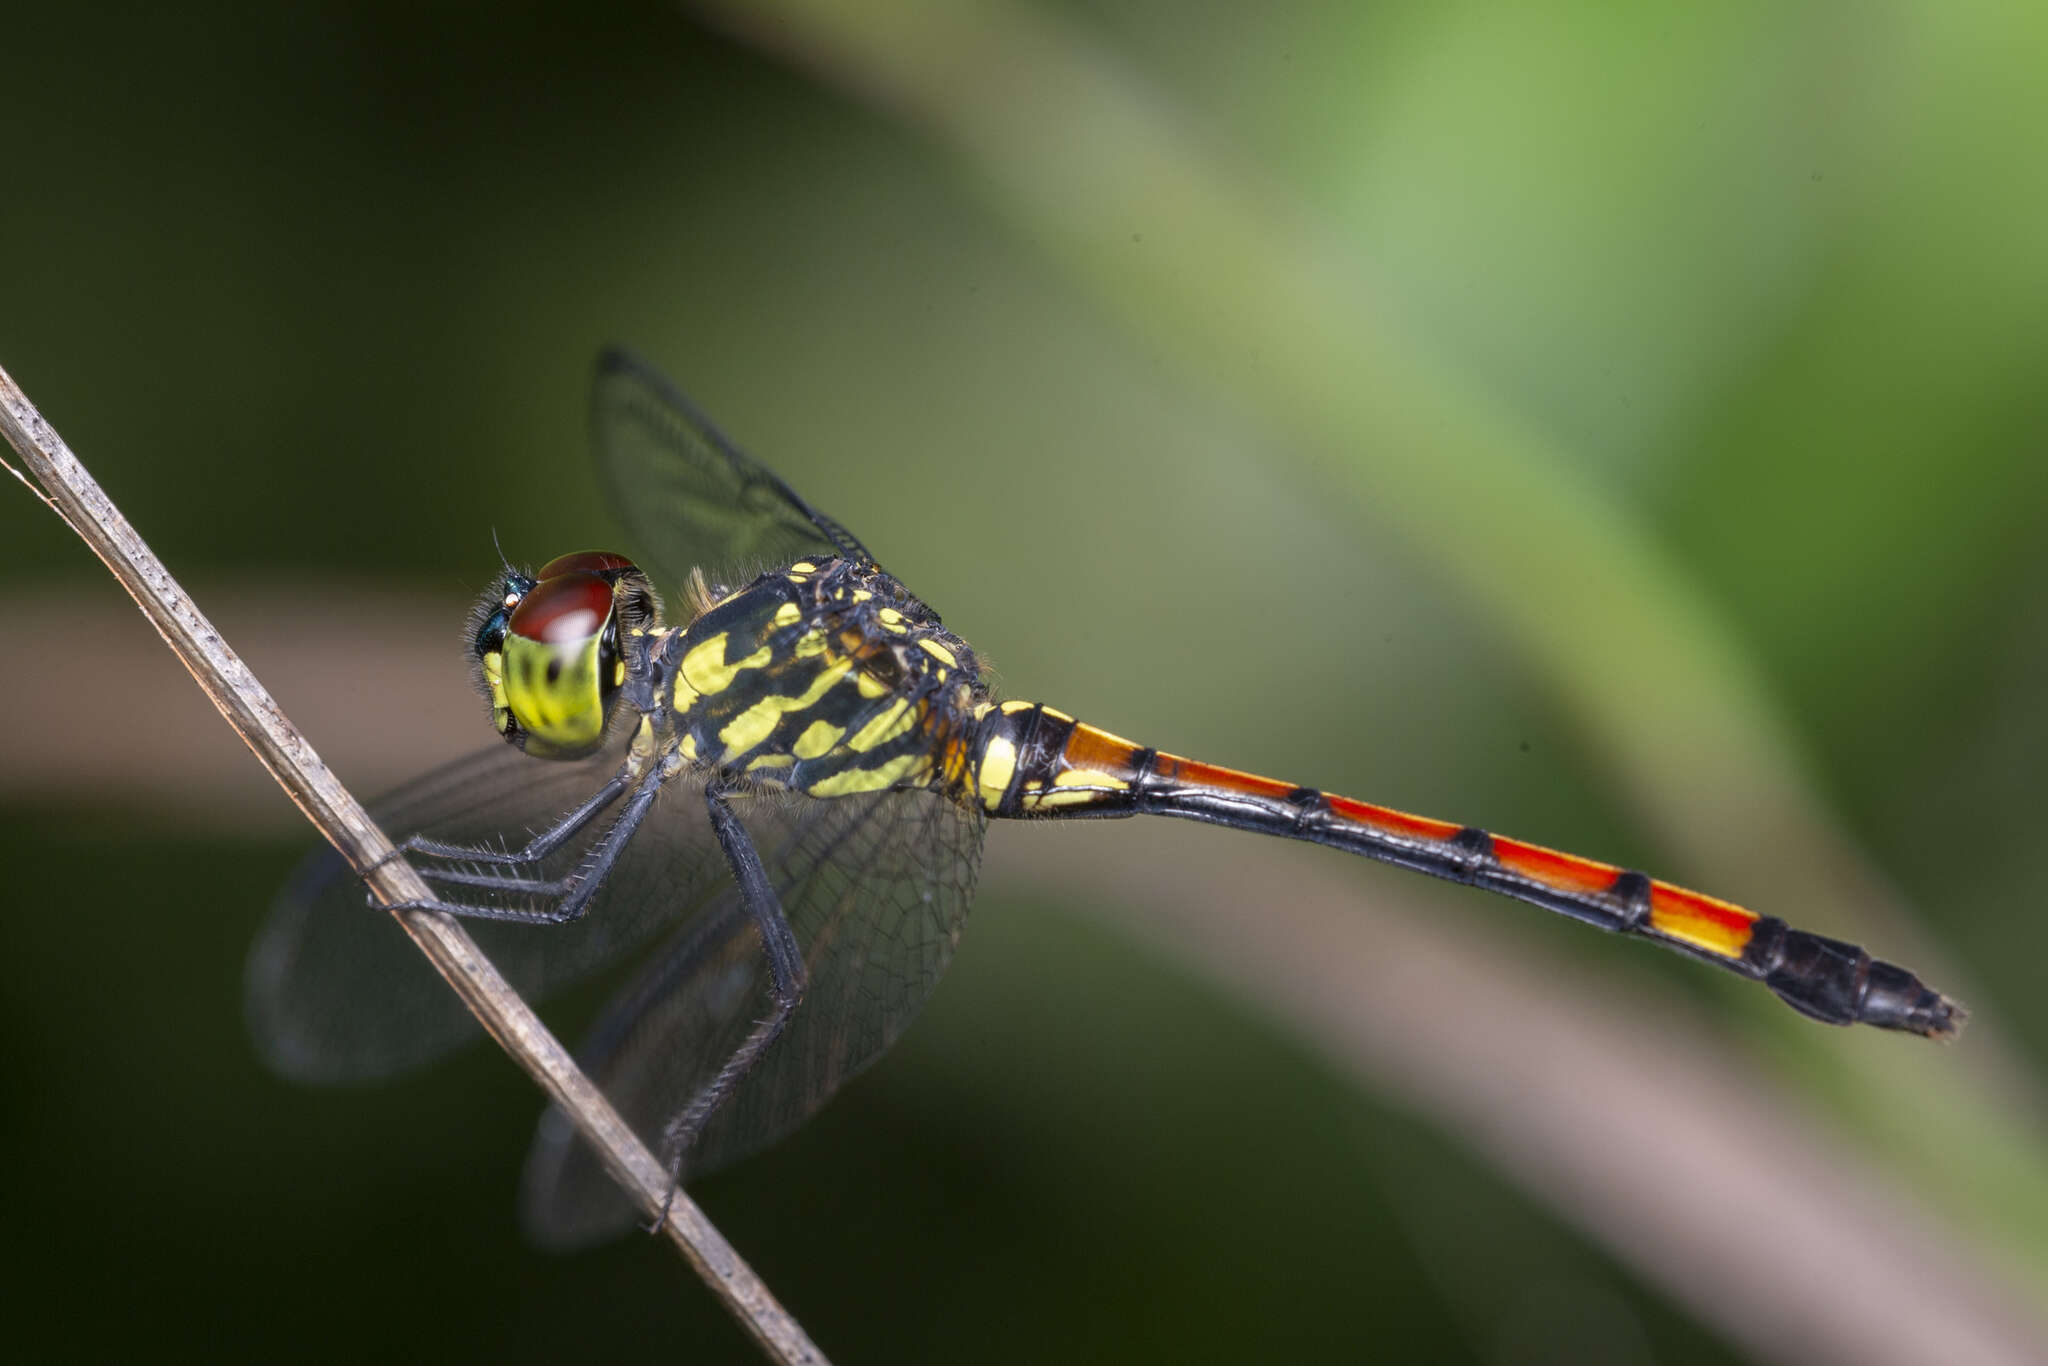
[0,360,828,1366]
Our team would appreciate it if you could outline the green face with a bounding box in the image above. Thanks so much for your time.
[502,625,612,756]
[470,551,655,760]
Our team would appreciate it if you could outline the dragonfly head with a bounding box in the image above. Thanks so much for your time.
[468,550,660,759]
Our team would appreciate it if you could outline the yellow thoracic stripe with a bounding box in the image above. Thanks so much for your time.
[804,749,926,797]
[681,632,773,696]
[847,697,915,752]
[716,660,854,757]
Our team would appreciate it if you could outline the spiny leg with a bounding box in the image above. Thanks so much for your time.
[384,767,668,925]
[648,781,810,1228]
[381,770,636,871]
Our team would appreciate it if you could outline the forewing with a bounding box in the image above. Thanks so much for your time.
[247,742,732,1082]
[591,347,873,591]
[518,783,986,1248]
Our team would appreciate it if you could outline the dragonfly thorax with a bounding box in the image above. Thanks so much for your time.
[661,557,987,799]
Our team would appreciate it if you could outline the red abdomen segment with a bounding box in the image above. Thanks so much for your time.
[971,703,1961,1038]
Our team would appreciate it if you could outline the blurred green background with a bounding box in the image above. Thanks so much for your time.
[3,1,2046,1362]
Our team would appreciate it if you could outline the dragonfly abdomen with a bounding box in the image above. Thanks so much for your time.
[971,703,1961,1038]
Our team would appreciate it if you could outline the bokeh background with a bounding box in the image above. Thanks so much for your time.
[3,2,2046,1362]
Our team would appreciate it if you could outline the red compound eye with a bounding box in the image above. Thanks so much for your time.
[508,572,613,644]
[536,550,639,581]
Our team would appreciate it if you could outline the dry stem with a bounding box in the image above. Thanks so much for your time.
[0,360,826,1366]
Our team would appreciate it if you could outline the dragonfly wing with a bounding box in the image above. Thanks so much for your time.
[591,347,873,591]
[519,783,987,1248]
[247,741,733,1082]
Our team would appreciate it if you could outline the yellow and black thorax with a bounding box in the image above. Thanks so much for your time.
[659,558,988,801]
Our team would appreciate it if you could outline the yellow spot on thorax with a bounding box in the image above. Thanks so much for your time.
[793,718,845,759]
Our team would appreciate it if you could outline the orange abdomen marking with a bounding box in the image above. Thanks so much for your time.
[1489,836,1627,896]
[1060,721,1152,779]
[1153,753,1299,801]
[1325,794,1463,844]
[1647,881,1757,959]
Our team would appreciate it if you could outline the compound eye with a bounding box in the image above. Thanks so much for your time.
[535,550,641,582]
[499,571,620,758]
[508,572,614,645]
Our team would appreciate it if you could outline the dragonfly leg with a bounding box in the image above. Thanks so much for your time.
[648,782,810,1224]
[377,770,636,870]
[381,767,668,925]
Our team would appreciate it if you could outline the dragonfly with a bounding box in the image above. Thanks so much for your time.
[249,348,1963,1248]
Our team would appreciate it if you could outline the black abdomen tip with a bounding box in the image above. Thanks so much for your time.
[1861,959,1967,1040]
[1759,928,1964,1039]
